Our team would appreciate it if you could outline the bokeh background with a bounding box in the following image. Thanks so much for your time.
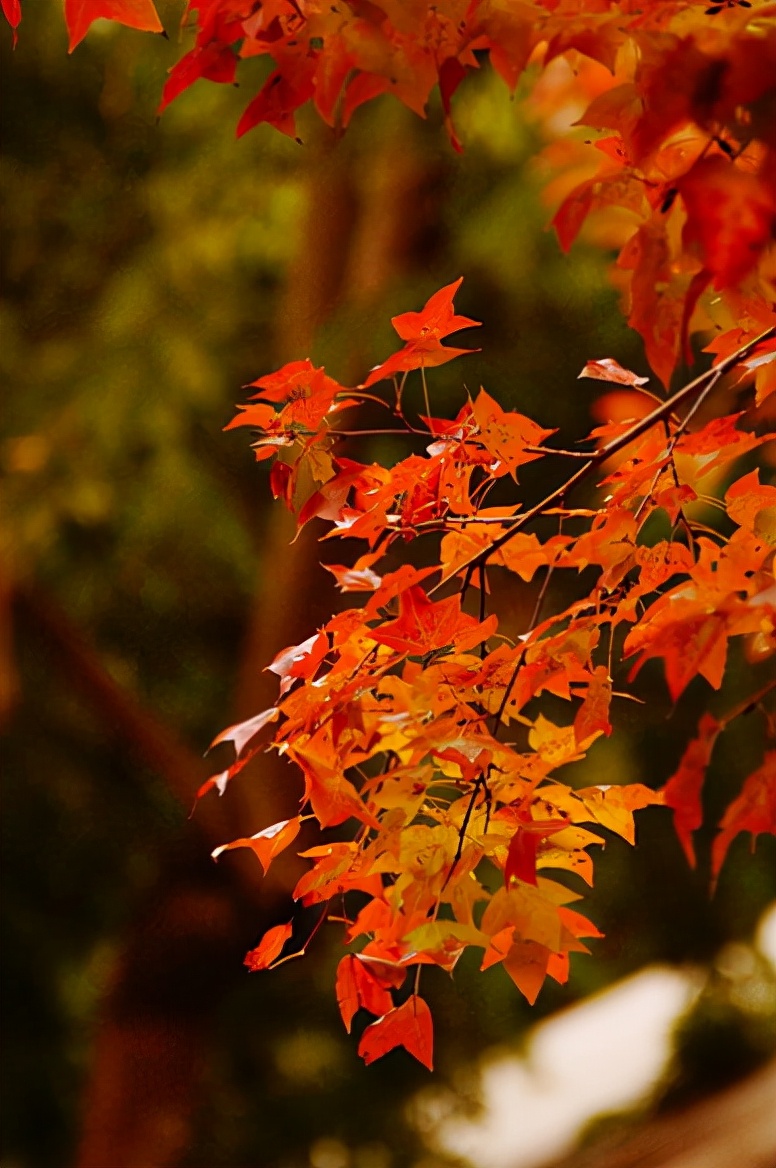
[2,5,775,1167]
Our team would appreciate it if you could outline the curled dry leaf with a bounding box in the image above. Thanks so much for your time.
[579,358,649,387]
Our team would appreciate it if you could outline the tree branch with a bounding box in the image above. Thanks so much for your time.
[13,581,234,844]
[431,327,774,590]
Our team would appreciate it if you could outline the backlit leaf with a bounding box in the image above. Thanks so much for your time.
[358,994,434,1070]
[212,818,301,874]
[65,0,162,52]
[244,922,294,972]
[663,715,720,867]
[711,754,776,887]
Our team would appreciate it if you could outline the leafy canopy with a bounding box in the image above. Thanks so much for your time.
[7,0,775,387]
[6,0,775,1072]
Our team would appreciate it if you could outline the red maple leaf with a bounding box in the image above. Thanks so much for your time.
[363,278,480,387]
[335,954,394,1033]
[65,0,162,52]
[679,158,776,289]
[711,754,776,888]
[663,714,720,868]
[371,585,496,656]
[1,0,20,43]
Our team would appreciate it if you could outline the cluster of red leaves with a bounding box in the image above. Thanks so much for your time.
[6,1,775,388]
[9,0,775,1071]
[209,281,775,1069]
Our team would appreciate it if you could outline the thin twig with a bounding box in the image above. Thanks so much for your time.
[525,444,591,458]
[719,678,776,729]
[429,328,774,593]
[327,427,421,437]
[633,369,723,524]
[441,768,488,892]
[478,563,488,660]
[421,366,434,436]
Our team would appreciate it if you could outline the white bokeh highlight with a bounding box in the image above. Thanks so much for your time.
[419,900,776,1167]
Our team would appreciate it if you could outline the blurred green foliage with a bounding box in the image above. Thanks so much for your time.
[1,6,774,1167]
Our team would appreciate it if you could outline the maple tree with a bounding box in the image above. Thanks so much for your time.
[5,0,775,1074]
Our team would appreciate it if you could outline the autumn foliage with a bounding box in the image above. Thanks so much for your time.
[6,0,775,1072]
[212,277,775,1068]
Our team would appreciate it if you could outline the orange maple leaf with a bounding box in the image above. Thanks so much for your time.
[244,921,293,971]
[212,817,301,875]
[471,389,555,480]
[358,994,434,1070]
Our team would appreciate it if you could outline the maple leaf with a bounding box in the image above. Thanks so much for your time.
[237,63,315,140]
[679,158,776,289]
[504,814,569,888]
[470,389,554,480]
[208,706,280,758]
[357,994,434,1070]
[194,751,252,805]
[573,666,613,746]
[578,358,649,387]
[623,526,774,700]
[231,359,350,433]
[269,460,294,509]
[624,605,729,703]
[324,554,383,592]
[391,278,479,343]
[212,817,301,874]
[480,925,516,971]
[575,784,665,846]
[726,470,776,533]
[494,531,550,583]
[267,632,328,696]
[439,56,467,153]
[65,0,163,52]
[1,0,20,44]
[529,715,590,769]
[363,278,480,387]
[371,585,497,656]
[244,921,294,971]
[335,954,394,1033]
[553,169,647,253]
[481,885,563,954]
[440,524,503,584]
[711,754,776,888]
[663,715,720,867]
[673,412,766,487]
[619,218,689,389]
[739,338,776,407]
[293,843,384,905]
[503,939,551,1005]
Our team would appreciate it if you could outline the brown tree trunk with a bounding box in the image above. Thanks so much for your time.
[70,111,444,1168]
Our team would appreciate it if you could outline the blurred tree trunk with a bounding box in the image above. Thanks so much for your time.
[230,116,448,894]
[72,112,446,1168]
[0,567,19,728]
